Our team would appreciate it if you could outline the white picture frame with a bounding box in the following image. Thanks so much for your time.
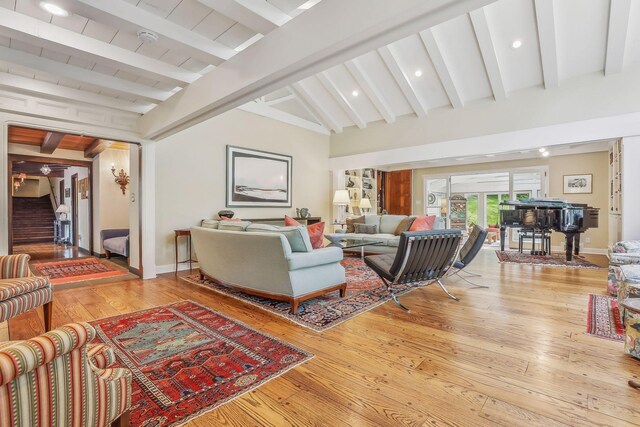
[563,174,592,194]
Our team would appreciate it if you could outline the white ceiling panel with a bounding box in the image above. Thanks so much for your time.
[391,34,449,109]
[485,0,543,92]
[215,23,256,49]
[179,57,209,73]
[9,38,41,56]
[82,20,118,43]
[166,0,213,29]
[624,0,640,66]
[40,48,70,63]
[268,0,306,15]
[355,51,413,117]
[135,42,170,60]
[51,14,89,34]
[325,65,382,124]
[110,31,144,52]
[7,64,35,79]
[555,0,609,81]
[67,56,94,70]
[14,0,51,22]
[301,76,352,128]
[432,14,493,103]
[192,9,236,40]
[137,0,183,18]
[273,98,318,122]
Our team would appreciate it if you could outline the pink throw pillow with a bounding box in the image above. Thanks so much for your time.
[284,215,324,248]
[409,215,436,231]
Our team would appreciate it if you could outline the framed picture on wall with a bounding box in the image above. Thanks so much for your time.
[64,188,70,198]
[563,174,592,194]
[79,178,89,199]
[226,145,292,207]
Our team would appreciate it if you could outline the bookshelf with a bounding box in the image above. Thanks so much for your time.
[344,168,377,215]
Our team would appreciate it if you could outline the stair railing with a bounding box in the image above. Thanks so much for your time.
[47,177,59,217]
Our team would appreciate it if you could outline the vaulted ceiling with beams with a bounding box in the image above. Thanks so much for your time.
[249,0,639,134]
[0,0,320,115]
[0,0,637,137]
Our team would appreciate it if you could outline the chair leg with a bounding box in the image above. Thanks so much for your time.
[43,301,53,332]
[290,298,300,315]
[339,283,347,298]
[459,270,481,278]
[112,409,130,427]
[382,278,410,312]
[436,279,460,301]
[455,274,489,289]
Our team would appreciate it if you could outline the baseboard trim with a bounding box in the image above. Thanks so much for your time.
[156,262,200,275]
[92,251,106,258]
[78,247,91,256]
[128,266,142,277]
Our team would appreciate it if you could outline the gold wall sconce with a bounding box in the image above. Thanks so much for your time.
[111,163,130,195]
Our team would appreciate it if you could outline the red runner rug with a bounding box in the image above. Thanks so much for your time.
[586,294,624,342]
[496,250,604,269]
[90,300,312,427]
[32,257,128,284]
[181,257,432,331]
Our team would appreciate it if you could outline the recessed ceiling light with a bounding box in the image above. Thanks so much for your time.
[539,147,547,153]
[414,70,423,77]
[351,90,359,97]
[542,151,550,157]
[39,2,69,17]
[511,39,523,49]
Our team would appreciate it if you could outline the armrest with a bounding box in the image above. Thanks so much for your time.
[100,229,130,243]
[334,229,347,234]
[286,247,343,271]
[0,254,32,279]
[0,323,94,386]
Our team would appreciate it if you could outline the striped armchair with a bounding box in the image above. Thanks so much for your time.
[0,322,132,427]
[0,254,52,334]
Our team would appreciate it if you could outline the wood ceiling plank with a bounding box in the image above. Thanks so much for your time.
[40,132,65,154]
[84,139,113,158]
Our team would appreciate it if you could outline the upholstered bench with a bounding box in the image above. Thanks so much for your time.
[101,229,130,259]
[618,265,640,324]
[608,240,640,296]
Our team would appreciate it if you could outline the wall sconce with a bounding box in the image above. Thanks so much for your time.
[111,163,130,195]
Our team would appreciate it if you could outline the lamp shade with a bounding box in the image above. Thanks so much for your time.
[333,190,350,205]
[56,204,70,214]
[359,198,372,209]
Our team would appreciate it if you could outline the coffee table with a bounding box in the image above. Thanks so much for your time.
[325,238,384,258]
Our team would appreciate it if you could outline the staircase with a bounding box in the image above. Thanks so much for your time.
[12,196,56,244]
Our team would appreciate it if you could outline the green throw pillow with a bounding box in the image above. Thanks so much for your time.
[218,220,251,231]
[246,224,313,252]
[201,219,219,229]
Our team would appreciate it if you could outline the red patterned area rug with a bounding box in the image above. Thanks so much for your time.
[586,294,624,342]
[32,257,129,285]
[495,251,605,269]
[90,300,312,427]
[181,257,430,331]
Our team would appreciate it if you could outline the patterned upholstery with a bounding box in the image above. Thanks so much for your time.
[0,255,52,330]
[0,322,131,427]
[608,240,640,296]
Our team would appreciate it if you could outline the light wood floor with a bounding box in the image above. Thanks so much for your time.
[13,242,83,261]
[5,250,640,426]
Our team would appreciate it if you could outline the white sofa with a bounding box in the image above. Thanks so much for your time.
[190,224,346,313]
[330,214,446,254]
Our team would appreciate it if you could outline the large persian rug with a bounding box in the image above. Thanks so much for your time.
[495,250,605,269]
[32,257,129,285]
[90,300,312,427]
[586,294,624,342]
[181,257,431,331]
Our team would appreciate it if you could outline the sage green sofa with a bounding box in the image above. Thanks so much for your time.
[190,225,346,314]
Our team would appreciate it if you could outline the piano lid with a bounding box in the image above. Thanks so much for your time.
[500,198,590,209]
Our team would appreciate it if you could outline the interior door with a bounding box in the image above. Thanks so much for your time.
[71,174,78,246]
[384,170,412,215]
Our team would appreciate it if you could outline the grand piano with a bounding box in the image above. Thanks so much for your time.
[499,199,599,261]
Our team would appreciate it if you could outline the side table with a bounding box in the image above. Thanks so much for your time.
[174,229,194,274]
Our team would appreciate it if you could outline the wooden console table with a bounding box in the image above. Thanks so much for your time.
[174,229,194,274]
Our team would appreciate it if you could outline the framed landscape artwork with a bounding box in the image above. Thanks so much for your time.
[226,145,292,207]
[79,177,89,199]
[563,174,592,194]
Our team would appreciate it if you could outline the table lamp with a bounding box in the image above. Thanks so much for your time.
[333,190,350,222]
[56,204,70,220]
[359,198,372,213]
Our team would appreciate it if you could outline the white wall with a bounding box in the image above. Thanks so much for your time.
[62,166,90,252]
[622,136,640,241]
[92,147,130,254]
[155,109,331,272]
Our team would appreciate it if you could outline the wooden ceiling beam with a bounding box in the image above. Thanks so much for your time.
[378,45,428,118]
[40,132,65,154]
[73,0,234,64]
[0,9,199,86]
[534,0,559,88]
[0,72,152,114]
[197,0,285,34]
[0,47,171,103]
[469,8,507,100]
[419,29,464,108]
[605,0,631,76]
[317,72,366,129]
[84,139,112,159]
[290,82,343,133]
[345,59,395,124]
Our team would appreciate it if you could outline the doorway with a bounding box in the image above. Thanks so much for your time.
[71,173,79,246]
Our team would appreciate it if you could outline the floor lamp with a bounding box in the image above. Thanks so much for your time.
[333,190,350,223]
